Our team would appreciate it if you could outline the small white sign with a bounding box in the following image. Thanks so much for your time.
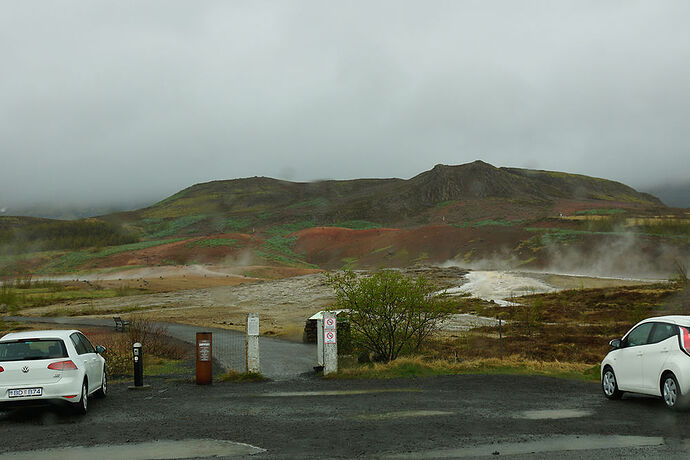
[324,317,336,331]
[199,340,211,361]
[247,314,259,336]
[325,330,337,344]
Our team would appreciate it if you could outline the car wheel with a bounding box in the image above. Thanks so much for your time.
[95,370,107,398]
[662,373,684,410]
[602,366,622,400]
[74,380,88,415]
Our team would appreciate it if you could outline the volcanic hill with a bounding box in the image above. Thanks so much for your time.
[1,161,687,276]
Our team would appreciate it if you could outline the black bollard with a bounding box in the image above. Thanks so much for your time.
[133,342,143,387]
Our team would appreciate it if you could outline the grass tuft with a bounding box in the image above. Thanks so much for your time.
[217,370,264,383]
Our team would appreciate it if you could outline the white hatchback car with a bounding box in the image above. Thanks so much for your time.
[0,330,107,414]
[601,315,690,409]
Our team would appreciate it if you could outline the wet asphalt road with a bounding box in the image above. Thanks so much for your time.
[2,374,690,459]
[4,316,316,380]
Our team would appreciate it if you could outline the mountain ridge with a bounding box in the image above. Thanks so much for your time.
[114,160,661,229]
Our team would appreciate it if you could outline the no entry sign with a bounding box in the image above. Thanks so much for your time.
[325,330,337,344]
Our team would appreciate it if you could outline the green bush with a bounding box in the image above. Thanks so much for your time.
[326,270,454,362]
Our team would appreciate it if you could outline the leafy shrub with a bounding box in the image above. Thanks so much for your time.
[327,270,454,362]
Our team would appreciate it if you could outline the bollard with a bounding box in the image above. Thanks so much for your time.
[133,342,143,387]
[196,332,212,385]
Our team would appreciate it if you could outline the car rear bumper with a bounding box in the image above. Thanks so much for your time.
[0,397,75,411]
[0,376,83,410]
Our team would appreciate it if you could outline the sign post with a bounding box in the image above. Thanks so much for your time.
[323,311,338,375]
[246,313,260,374]
[196,332,212,385]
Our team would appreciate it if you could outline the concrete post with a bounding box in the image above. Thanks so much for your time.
[246,313,260,373]
[323,311,338,375]
[316,318,324,367]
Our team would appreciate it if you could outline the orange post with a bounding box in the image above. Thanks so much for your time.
[196,332,212,385]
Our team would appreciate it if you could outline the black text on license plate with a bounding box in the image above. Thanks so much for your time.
[8,388,42,398]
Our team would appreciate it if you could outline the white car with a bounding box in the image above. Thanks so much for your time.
[0,329,107,414]
[601,315,690,409]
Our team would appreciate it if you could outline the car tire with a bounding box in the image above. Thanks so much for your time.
[662,373,685,410]
[94,370,107,398]
[602,366,623,400]
[74,380,88,415]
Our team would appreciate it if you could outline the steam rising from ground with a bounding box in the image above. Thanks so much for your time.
[442,231,687,280]
[543,232,686,279]
[446,271,556,306]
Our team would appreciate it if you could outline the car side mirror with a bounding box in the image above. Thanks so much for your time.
[95,345,106,354]
[609,339,622,349]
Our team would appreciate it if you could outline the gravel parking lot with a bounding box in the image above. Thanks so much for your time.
[2,374,690,458]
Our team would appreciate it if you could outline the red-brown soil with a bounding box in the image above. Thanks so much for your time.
[84,233,257,269]
[294,225,532,269]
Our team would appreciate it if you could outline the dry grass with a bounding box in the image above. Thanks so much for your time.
[82,318,188,376]
[445,283,689,365]
[331,356,598,381]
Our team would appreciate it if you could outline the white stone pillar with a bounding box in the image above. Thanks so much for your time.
[323,311,338,375]
[246,313,260,373]
[316,318,324,367]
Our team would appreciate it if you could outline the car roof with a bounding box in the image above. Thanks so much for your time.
[0,330,81,341]
[640,315,690,327]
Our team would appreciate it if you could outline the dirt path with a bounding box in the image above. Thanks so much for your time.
[3,316,316,380]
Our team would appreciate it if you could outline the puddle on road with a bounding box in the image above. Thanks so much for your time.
[0,439,265,459]
[517,409,592,419]
[256,388,422,397]
[383,435,664,458]
[355,410,453,421]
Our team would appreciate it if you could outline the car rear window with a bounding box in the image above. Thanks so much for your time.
[0,339,68,362]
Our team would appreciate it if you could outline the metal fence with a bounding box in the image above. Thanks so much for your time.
[212,328,246,372]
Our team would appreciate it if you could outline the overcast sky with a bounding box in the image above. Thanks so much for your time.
[1,1,689,211]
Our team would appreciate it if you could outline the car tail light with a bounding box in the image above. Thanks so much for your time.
[0,366,3,373]
[47,360,78,371]
[63,395,78,399]
[679,327,690,356]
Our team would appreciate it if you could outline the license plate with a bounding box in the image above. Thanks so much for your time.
[8,388,42,398]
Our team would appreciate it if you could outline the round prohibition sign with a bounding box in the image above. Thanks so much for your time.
[326,331,335,340]
[325,318,335,327]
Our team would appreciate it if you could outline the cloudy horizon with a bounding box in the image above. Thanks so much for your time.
[2,1,689,212]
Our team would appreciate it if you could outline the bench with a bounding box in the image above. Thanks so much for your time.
[113,316,130,332]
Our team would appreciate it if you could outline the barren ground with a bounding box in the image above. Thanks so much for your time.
[17,265,656,342]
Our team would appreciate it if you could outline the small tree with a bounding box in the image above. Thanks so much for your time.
[326,270,454,362]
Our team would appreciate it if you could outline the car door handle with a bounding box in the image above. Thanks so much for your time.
[636,352,643,357]
[661,349,669,353]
